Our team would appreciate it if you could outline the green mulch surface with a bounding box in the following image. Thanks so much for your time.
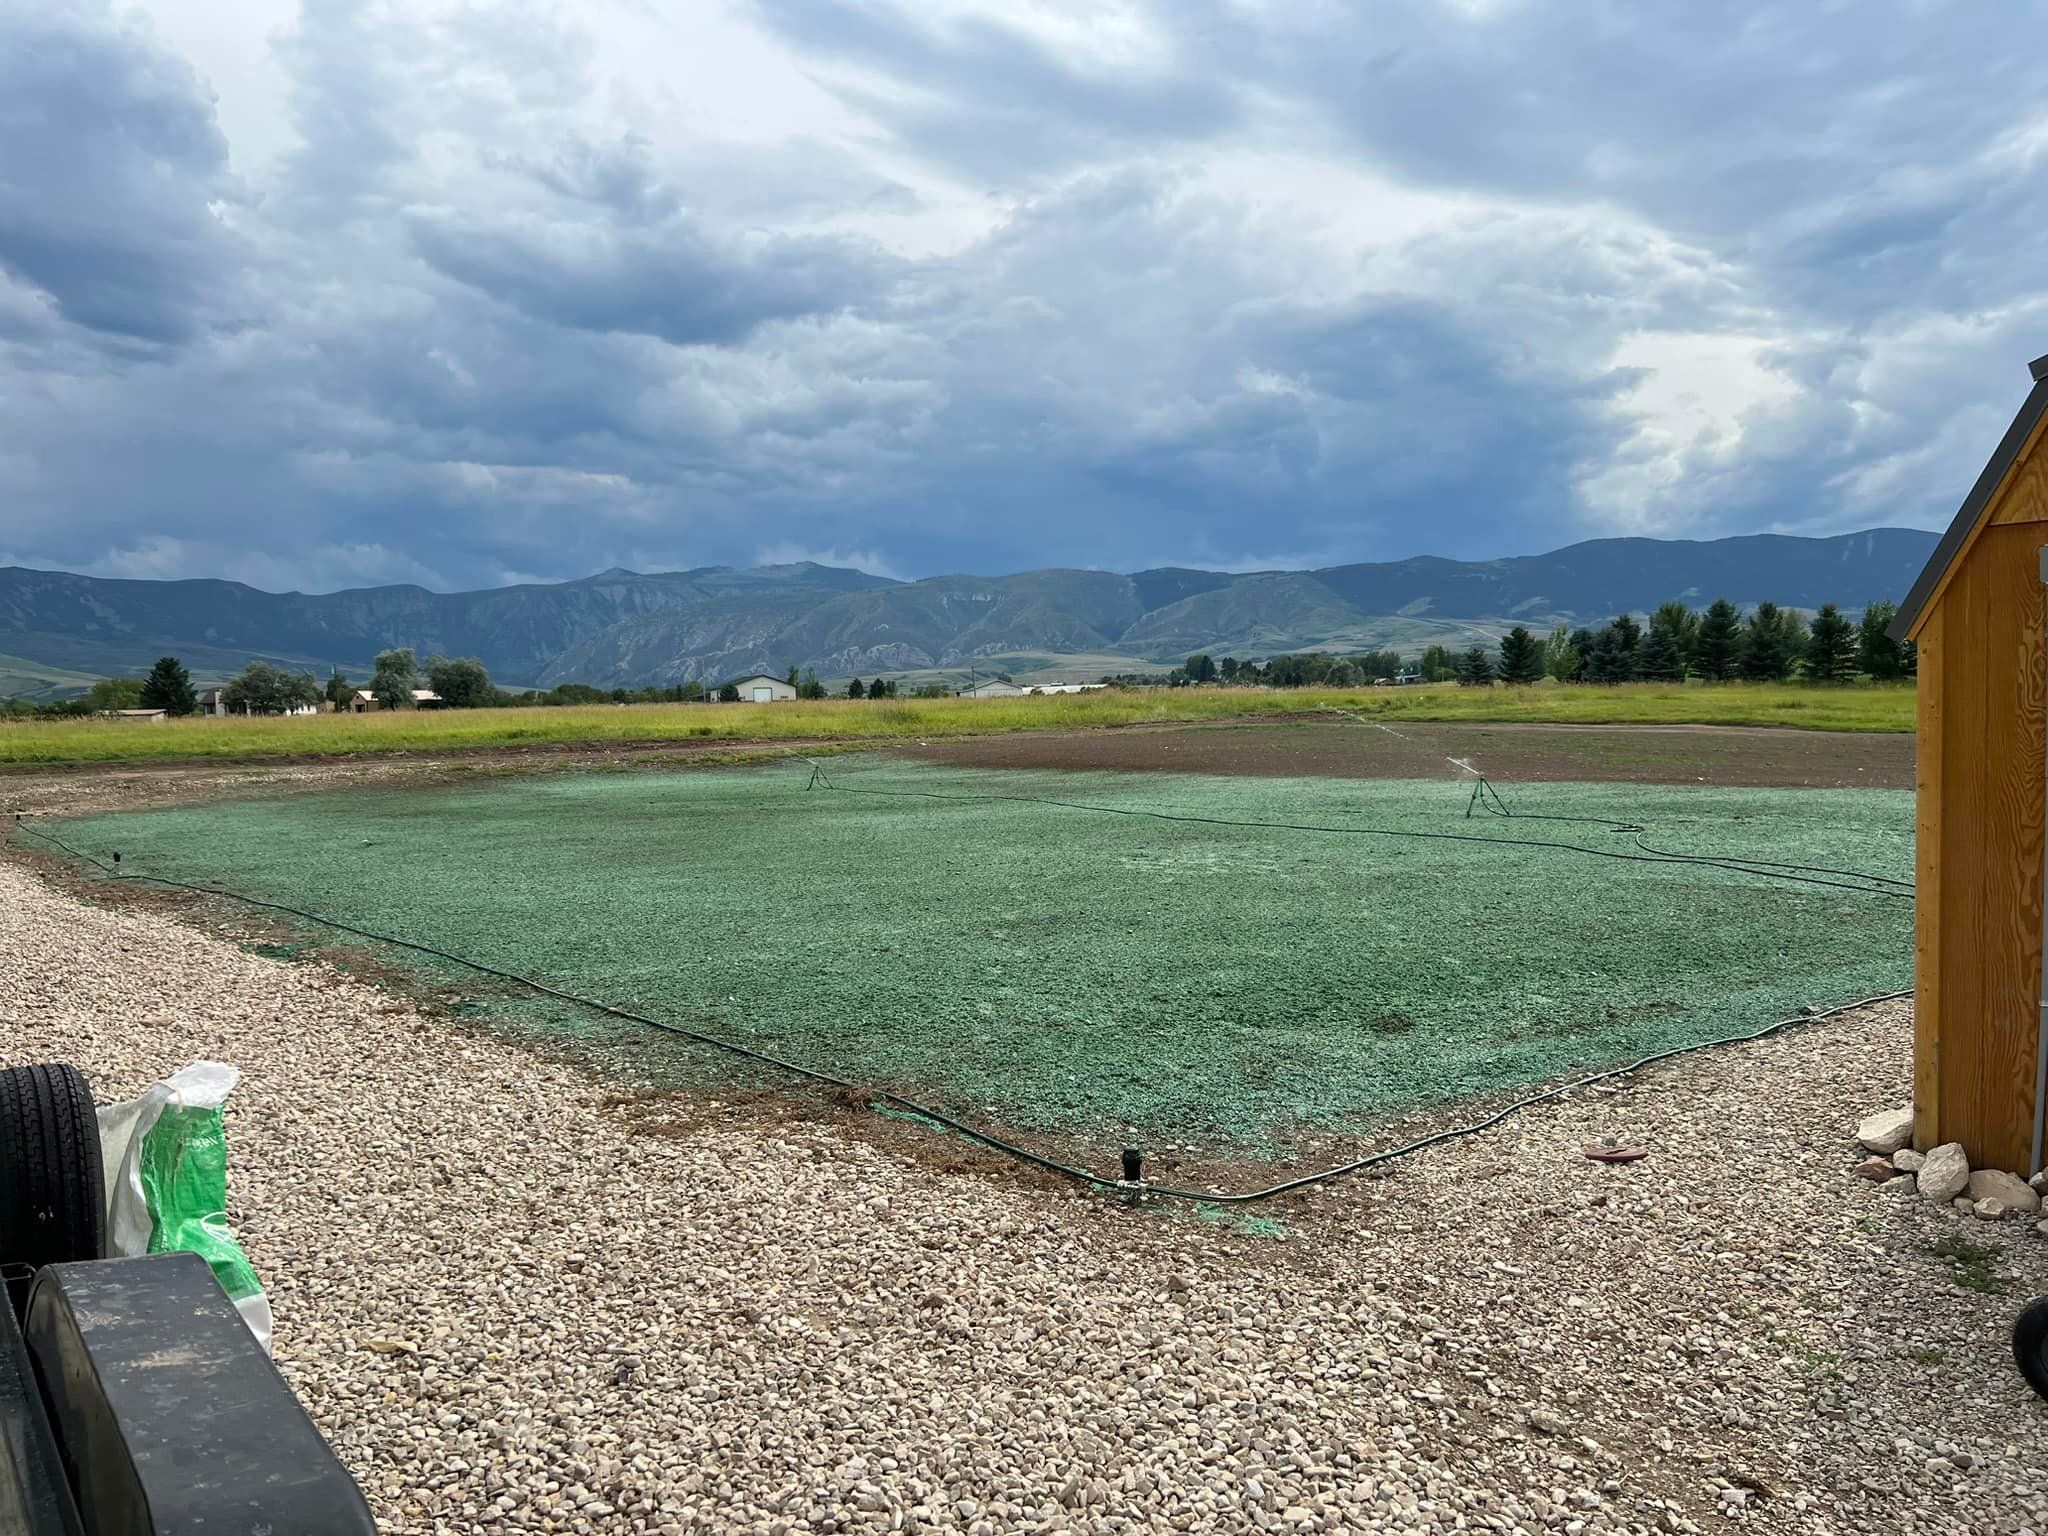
[61,762,1913,1147]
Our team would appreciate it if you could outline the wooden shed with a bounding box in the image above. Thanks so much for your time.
[1893,352,2048,1173]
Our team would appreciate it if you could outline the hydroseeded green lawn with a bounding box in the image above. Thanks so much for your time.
[1,681,1915,764]
[59,762,1914,1146]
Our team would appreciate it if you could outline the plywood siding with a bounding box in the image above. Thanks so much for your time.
[1914,606,1943,1148]
[1921,498,2048,1170]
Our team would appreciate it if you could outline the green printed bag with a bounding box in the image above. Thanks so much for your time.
[98,1061,273,1351]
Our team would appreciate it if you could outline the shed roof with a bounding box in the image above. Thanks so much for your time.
[721,673,792,687]
[1890,352,2048,639]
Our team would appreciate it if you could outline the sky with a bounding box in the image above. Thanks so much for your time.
[2,0,2045,594]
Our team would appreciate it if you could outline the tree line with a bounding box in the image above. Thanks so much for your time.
[2,650,940,719]
[1167,598,1914,690]
[0,596,1919,719]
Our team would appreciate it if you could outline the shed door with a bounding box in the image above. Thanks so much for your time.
[752,686,773,702]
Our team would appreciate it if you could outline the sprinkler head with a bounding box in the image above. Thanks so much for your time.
[1121,1146,1143,1183]
[112,851,121,864]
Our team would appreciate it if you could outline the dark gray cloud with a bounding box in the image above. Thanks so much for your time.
[409,212,892,346]
[0,2,244,343]
[0,0,2043,594]
[751,0,1241,181]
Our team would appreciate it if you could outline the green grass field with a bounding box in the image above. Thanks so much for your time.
[58,761,1914,1146]
[0,681,1916,765]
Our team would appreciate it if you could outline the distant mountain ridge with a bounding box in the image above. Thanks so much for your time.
[0,528,1938,693]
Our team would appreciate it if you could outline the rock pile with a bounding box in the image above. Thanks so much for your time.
[1849,1105,2046,1223]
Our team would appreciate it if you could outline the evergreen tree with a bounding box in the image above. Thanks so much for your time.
[324,670,353,708]
[1582,616,1641,684]
[1647,602,1695,678]
[138,656,197,715]
[1775,604,1809,675]
[847,677,866,698]
[1858,600,1905,679]
[1635,624,1680,681]
[1457,646,1495,685]
[1497,626,1544,684]
[1805,603,1856,681]
[1693,599,1742,679]
[1740,602,1792,680]
[1184,653,1218,683]
[718,682,741,702]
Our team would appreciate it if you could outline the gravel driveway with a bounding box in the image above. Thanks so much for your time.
[4,858,2045,1535]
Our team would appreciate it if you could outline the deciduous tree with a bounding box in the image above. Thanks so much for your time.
[371,648,419,709]
[426,655,492,707]
[1544,625,1580,682]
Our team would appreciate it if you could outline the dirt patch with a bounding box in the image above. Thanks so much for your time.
[902,717,1917,789]
[0,737,868,818]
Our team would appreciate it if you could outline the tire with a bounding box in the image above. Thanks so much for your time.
[0,1063,106,1268]
[2014,1298,2048,1401]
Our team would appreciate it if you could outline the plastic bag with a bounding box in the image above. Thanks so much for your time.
[98,1061,273,1352]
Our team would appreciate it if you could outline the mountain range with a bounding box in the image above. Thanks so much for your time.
[0,528,1938,697]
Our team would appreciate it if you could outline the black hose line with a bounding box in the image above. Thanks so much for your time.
[11,794,1912,1205]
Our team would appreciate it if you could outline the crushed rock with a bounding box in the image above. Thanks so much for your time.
[4,858,2047,1536]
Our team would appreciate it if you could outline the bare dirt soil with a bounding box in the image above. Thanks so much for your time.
[0,715,1915,821]
[903,717,1917,789]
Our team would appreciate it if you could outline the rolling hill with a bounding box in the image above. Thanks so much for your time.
[0,528,1937,695]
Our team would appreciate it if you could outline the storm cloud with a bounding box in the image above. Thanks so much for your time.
[1,0,2044,591]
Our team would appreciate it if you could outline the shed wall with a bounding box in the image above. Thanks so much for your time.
[1917,508,2048,1170]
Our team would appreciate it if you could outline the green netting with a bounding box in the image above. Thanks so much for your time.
[68,762,1914,1145]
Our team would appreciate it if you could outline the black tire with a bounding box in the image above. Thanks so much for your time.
[0,1063,106,1268]
[2014,1298,2048,1401]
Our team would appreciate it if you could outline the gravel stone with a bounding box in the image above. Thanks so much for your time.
[1894,1149,1927,1174]
[1919,1143,1971,1204]
[1857,1107,1915,1155]
[4,858,2044,1536]
[1969,1169,2041,1215]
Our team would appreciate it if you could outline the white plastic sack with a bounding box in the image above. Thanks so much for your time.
[98,1060,273,1352]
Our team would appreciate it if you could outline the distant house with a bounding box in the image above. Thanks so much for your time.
[1022,681,1109,695]
[957,679,1025,698]
[349,688,443,713]
[103,708,167,723]
[722,673,798,702]
[197,687,228,716]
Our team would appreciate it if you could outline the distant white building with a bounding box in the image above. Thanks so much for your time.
[349,688,442,713]
[1022,681,1110,695]
[197,687,228,716]
[723,673,798,702]
[957,679,1025,697]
